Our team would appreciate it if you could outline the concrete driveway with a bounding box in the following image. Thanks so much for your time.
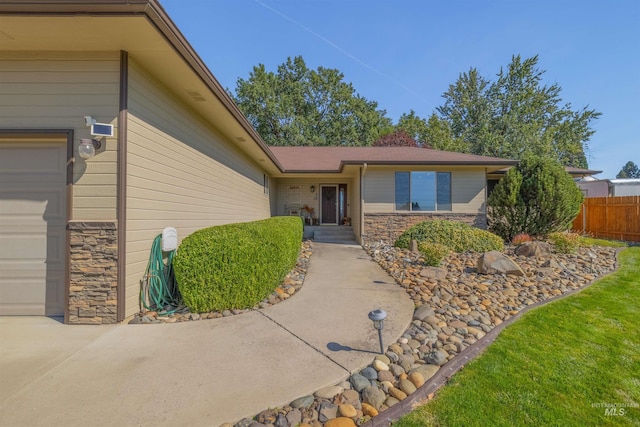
[0,242,413,426]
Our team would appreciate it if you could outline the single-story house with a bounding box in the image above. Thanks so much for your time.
[0,0,516,324]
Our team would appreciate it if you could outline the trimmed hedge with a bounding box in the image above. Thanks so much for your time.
[395,219,504,253]
[173,216,303,312]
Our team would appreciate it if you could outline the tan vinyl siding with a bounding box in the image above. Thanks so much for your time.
[363,167,486,214]
[125,62,271,317]
[0,52,120,221]
[0,53,120,220]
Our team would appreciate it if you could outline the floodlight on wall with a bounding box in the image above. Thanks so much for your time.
[78,138,102,160]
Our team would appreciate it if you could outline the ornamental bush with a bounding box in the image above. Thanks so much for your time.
[487,156,583,241]
[173,216,303,312]
[418,242,451,266]
[548,231,582,254]
[394,219,504,253]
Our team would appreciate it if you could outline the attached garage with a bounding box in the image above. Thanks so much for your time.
[0,136,68,316]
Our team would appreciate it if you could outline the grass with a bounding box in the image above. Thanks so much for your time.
[395,247,640,427]
[579,236,628,248]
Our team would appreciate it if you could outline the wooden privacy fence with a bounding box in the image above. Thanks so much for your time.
[572,196,640,242]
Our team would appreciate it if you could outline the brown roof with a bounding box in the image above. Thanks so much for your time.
[493,166,602,176]
[269,146,518,173]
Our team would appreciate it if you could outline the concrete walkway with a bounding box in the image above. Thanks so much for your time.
[0,242,413,427]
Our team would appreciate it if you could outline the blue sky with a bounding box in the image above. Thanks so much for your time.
[160,0,639,178]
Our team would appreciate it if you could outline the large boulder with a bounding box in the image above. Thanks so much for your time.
[477,251,525,276]
[514,241,551,257]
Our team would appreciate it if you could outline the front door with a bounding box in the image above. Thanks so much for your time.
[321,185,338,224]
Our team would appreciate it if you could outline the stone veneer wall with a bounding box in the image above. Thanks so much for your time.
[362,213,487,245]
[68,221,118,324]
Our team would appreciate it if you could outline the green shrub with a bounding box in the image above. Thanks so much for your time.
[548,231,581,254]
[173,216,303,312]
[418,242,451,266]
[395,219,504,253]
[487,156,583,241]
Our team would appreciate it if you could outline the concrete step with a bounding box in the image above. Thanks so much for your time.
[313,226,356,243]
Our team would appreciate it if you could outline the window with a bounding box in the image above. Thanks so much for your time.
[395,171,451,211]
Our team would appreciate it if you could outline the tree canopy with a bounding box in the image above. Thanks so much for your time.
[372,130,419,147]
[426,55,600,167]
[616,161,640,178]
[231,54,600,168]
[231,56,392,146]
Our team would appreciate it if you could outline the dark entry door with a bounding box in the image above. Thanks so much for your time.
[321,185,338,224]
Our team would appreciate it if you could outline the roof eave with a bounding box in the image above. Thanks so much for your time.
[0,0,286,173]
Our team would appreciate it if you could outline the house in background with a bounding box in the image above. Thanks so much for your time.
[270,146,516,244]
[0,0,516,325]
[576,177,640,197]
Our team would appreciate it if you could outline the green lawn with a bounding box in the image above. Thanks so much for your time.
[395,247,640,427]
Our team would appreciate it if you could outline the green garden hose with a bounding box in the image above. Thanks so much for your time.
[140,234,181,314]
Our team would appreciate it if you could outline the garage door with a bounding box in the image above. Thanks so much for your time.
[0,139,67,316]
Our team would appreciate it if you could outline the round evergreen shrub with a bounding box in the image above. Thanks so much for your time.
[173,216,303,312]
[394,219,504,253]
[487,156,583,241]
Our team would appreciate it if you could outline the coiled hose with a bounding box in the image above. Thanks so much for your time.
[140,234,181,314]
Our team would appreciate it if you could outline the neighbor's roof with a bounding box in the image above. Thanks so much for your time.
[565,166,602,176]
[269,146,518,173]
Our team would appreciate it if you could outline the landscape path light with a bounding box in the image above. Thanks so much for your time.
[368,309,387,354]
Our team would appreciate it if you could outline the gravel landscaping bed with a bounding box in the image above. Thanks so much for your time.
[224,241,618,427]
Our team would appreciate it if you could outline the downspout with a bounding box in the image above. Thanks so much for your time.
[116,50,128,322]
[360,163,367,243]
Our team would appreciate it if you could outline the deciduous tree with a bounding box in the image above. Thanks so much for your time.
[232,56,392,146]
[428,55,600,167]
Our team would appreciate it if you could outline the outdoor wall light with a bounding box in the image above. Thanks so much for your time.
[368,309,387,354]
[78,138,102,160]
[310,185,315,193]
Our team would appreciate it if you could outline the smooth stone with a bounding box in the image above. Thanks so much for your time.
[373,359,389,371]
[274,414,288,427]
[377,370,395,382]
[408,372,425,388]
[389,343,404,355]
[286,409,302,427]
[362,385,385,410]
[318,401,338,423]
[375,354,391,365]
[410,364,440,380]
[389,363,405,377]
[426,349,448,366]
[385,396,400,407]
[361,403,379,417]
[350,373,370,392]
[342,389,361,405]
[315,385,343,400]
[291,395,315,409]
[324,418,356,427]
[338,404,358,418]
[361,366,378,380]
[389,387,408,401]
[399,378,417,395]
[413,305,435,321]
